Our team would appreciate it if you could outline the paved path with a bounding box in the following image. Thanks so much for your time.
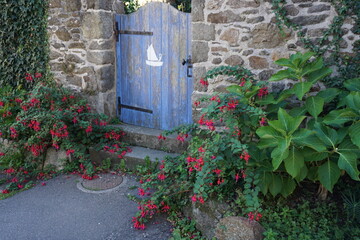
[0,174,172,240]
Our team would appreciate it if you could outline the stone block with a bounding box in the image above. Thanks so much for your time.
[66,18,81,28]
[259,70,274,81]
[82,11,113,39]
[292,0,316,3]
[65,0,82,12]
[291,15,329,26]
[249,56,269,69]
[246,16,265,24]
[248,23,292,49]
[65,54,84,64]
[212,58,222,65]
[87,51,115,65]
[192,41,209,63]
[308,4,331,13]
[220,28,240,46]
[225,55,244,66]
[87,0,113,10]
[242,49,253,56]
[207,0,225,10]
[50,51,62,60]
[49,0,61,8]
[215,216,265,240]
[89,40,114,50]
[211,47,228,52]
[227,0,260,8]
[45,148,69,171]
[55,27,72,41]
[192,0,205,22]
[67,76,83,87]
[242,9,259,15]
[192,23,216,41]
[208,11,245,23]
[284,4,299,16]
[97,65,115,92]
[68,42,86,49]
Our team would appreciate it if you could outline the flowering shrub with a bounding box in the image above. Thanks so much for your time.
[0,74,128,194]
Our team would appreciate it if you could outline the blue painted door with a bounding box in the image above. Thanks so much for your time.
[116,2,192,130]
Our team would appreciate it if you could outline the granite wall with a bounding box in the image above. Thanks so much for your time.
[191,0,359,121]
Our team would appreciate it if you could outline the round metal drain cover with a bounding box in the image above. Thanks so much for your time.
[79,174,124,193]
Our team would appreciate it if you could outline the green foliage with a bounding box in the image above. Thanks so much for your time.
[0,0,49,89]
[171,0,191,13]
[261,198,360,240]
[123,0,140,14]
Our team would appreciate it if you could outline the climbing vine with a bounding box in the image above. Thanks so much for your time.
[0,0,49,90]
[271,0,360,88]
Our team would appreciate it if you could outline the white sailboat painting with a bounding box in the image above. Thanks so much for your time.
[146,44,163,67]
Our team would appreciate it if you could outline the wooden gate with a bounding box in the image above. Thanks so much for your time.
[115,2,192,130]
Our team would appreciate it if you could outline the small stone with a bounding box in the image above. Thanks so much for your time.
[89,40,114,50]
[212,53,222,56]
[67,76,83,87]
[193,23,216,41]
[259,70,274,81]
[292,0,315,3]
[241,36,249,42]
[225,55,244,66]
[192,41,209,63]
[291,15,329,26]
[339,39,348,49]
[208,10,245,23]
[241,9,259,15]
[249,56,269,69]
[215,216,265,240]
[212,58,222,65]
[298,3,313,7]
[66,18,81,28]
[287,43,297,49]
[214,84,229,93]
[50,51,62,60]
[55,27,72,41]
[284,4,299,16]
[243,50,253,56]
[348,35,354,41]
[220,28,240,46]
[70,28,81,34]
[307,28,328,37]
[65,54,84,64]
[52,43,65,49]
[50,63,64,72]
[271,82,285,93]
[227,0,260,8]
[246,16,264,24]
[48,17,61,25]
[207,0,225,10]
[68,42,85,49]
[87,0,113,10]
[308,4,331,13]
[211,47,228,52]
[272,51,290,61]
[97,65,115,92]
[64,0,81,12]
[45,149,68,170]
[259,50,270,56]
[87,51,115,65]
[192,0,205,22]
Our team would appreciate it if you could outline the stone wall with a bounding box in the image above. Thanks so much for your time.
[48,0,125,117]
[191,0,359,121]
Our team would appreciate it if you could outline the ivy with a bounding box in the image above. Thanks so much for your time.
[271,0,360,88]
[0,0,49,90]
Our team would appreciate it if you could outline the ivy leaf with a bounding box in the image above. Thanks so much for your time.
[269,174,282,197]
[349,122,360,148]
[344,78,360,92]
[323,109,357,127]
[317,160,341,192]
[284,146,305,178]
[293,82,313,100]
[305,96,324,118]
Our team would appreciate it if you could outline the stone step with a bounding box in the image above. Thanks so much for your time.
[112,124,189,154]
[90,146,180,171]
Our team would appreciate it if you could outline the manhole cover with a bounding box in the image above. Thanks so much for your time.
[78,174,124,193]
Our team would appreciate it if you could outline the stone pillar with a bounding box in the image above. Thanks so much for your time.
[48,0,125,117]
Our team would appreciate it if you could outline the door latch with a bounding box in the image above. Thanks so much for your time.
[182,55,193,77]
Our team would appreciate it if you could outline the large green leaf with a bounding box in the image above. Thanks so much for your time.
[258,172,272,195]
[293,128,327,152]
[284,146,305,178]
[293,82,313,100]
[316,88,340,103]
[256,126,283,149]
[344,92,360,112]
[271,137,291,170]
[317,160,341,192]
[323,109,357,127]
[313,122,338,148]
[268,108,306,136]
[344,78,360,92]
[269,69,297,81]
[298,51,316,67]
[281,177,297,197]
[306,67,333,83]
[307,166,318,181]
[269,174,283,197]
[295,165,308,182]
[337,151,359,181]
[302,147,329,162]
[275,89,294,103]
[226,85,242,94]
[274,58,296,68]
[289,106,308,117]
[349,122,360,148]
[305,96,324,118]
[301,57,324,76]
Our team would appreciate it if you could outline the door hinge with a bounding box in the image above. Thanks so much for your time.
[118,96,153,114]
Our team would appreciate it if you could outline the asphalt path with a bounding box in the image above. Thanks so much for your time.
[0,174,172,240]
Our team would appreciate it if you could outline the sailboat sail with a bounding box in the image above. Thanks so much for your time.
[146,44,163,67]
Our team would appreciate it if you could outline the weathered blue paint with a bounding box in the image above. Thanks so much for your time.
[116,2,192,130]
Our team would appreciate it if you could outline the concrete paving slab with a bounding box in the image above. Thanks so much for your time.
[0,174,172,240]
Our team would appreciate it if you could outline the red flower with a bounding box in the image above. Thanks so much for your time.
[138,188,146,196]
[257,87,269,98]
[0,152,5,157]
[200,78,209,86]
[191,195,197,202]
[198,196,205,204]
[41,182,46,186]
[240,151,250,164]
[2,189,10,194]
[194,101,201,107]
[157,134,166,140]
[34,73,42,78]
[259,117,267,126]
[66,149,75,156]
[213,169,222,175]
[0,101,4,107]
[85,125,93,133]
[17,184,24,189]
[198,147,205,153]
[25,73,33,82]
[157,173,166,181]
